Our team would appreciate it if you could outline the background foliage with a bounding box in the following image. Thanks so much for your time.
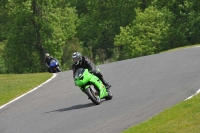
[0,0,200,73]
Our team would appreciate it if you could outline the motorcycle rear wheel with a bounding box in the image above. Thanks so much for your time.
[85,85,101,105]
[50,67,56,73]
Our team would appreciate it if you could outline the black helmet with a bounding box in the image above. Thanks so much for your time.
[72,52,82,65]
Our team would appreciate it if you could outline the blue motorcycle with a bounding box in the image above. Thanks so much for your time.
[49,59,61,73]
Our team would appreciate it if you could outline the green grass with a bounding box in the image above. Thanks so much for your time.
[0,73,52,106]
[122,94,200,133]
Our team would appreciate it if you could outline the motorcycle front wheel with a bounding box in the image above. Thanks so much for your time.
[85,85,100,105]
[56,67,61,72]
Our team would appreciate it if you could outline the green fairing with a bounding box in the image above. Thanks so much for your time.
[75,68,108,99]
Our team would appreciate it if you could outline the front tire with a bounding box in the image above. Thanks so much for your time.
[85,85,101,105]
[56,67,61,72]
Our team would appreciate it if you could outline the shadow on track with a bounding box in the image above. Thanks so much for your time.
[43,103,95,114]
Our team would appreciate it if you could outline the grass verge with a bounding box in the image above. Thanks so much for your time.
[122,92,200,133]
[0,73,52,106]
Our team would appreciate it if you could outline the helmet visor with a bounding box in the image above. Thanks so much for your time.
[73,57,81,65]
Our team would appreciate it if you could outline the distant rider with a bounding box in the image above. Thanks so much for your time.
[44,53,57,72]
[71,52,111,90]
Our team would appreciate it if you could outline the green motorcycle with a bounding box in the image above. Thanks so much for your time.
[74,68,113,105]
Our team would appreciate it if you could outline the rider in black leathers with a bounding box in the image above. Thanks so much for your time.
[44,53,57,72]
[71,52,111,90]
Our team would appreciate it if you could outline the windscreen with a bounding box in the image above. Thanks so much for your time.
[75,68,85,79]
[50,60,56,64]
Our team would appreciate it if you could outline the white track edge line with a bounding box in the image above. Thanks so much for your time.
[185,88,200,101]
[0,73,57,110]
[185,46,200,100]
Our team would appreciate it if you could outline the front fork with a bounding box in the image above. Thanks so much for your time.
[81,84,108,99]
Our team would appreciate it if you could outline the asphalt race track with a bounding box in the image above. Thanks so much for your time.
[1,47,200,133]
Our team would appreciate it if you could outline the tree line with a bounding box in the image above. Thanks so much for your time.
[0,0,199,74]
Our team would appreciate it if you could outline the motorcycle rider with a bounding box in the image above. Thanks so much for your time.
[44,53,57,72]
[72,52,111,90]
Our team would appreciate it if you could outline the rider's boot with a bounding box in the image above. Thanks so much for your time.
[95,72,111,90]
[101,78,111,90]
[105,84,111,90]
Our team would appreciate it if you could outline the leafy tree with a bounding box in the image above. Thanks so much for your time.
[187,0,200,44]
[152,0,191,46]
[3,0,78,73]
[0,0,10,43]
[114,6,184,60]
[62,37,82,70]
[0,0,10,73]
[4,1,41,73]
[2,0,200,73]
[74,0,137,63]
[0,42,6,73]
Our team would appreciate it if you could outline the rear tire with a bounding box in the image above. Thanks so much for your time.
[50,67,55,73]
[85,85,100,105]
